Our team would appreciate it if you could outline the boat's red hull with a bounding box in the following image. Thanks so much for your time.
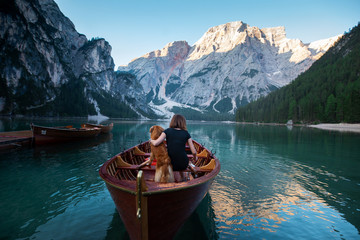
[105,176,214,239]
[31,124,101,145]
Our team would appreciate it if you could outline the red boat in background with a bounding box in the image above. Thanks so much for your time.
[99,140,220,240]
[31,124,101,145]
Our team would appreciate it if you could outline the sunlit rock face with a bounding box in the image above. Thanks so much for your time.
[119,21,341,116]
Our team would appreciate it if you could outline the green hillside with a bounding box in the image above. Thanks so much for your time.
[236,23,360,124]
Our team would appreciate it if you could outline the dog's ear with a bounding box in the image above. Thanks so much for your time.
[150,126,154,133]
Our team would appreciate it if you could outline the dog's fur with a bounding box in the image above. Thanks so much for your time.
[149,126,175,183]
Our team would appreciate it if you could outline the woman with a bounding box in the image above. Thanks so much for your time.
[150,114,197,181]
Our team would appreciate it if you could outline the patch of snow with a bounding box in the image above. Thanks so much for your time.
[87,114,109,123]
[272,71,281,75]
[229,98,237,114]
[149,98,204,117]
[26,97,55,110]
[212,99,221,113]
[88,97,109,122]
[308,35,342,52]
[200,92,215,107]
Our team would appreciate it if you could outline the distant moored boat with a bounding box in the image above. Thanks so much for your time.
[31,124,101,145]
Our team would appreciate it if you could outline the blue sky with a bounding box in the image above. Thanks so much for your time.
[55,0,359,68]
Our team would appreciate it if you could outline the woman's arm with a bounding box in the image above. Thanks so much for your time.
[150,132,166,146]
[188,138,197,160]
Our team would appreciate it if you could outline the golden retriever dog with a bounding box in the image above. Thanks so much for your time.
[149,126,175,183]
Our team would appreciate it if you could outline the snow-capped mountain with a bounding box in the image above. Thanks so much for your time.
[0,0,341,121]
[119,21,341,118]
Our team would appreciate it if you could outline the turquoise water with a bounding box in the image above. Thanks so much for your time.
[0,118,359,239]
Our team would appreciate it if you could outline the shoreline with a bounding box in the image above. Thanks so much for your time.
[1,116,360,133]
[237,121,360,133]
[308,123,360,133]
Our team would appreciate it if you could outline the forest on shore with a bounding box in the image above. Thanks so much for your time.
[236,23,360,124]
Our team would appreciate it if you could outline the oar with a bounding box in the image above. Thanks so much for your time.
[136,159,152,169]
[188,162,197,174]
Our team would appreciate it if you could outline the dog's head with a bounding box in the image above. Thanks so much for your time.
[150,125,164,140]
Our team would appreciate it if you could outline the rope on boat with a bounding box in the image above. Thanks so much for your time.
[136,170,143,219]
[136,170,149,240]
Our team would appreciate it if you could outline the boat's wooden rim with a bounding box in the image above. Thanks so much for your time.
[99,141,220,196]
[100,169,219,196]
[31,124,101,132]
[83,123,113,127]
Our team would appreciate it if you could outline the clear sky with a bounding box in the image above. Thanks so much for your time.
[54,0,359,68]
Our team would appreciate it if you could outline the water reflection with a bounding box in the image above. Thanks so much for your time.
[205,124,360,238]
[0,120,359,239]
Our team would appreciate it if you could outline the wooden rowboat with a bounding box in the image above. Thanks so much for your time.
[31,124,101,145]
[81,123,114,133]
[99,140,220,240]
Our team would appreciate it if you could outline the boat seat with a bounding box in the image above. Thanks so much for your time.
[133,146,209,159]
[117,165,156,171]
[134,152,207,159]
[116,163,213,173]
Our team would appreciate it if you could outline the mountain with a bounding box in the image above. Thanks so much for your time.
[235,23,360,123]
[118,21,341,119]
[0,0,342,120]
[0,0,146,118]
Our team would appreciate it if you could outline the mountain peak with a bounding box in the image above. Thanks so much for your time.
[208,21,248,33]
[129,41,190,63]
[261,26,287,44]
[188,21,288,61]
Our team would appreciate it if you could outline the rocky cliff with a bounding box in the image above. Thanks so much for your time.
[0,0,143,118]
[119,21,341,119]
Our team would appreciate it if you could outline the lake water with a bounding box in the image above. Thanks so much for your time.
[0,118,359,239]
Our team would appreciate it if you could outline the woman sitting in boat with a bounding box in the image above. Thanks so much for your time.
[150,114,197,181]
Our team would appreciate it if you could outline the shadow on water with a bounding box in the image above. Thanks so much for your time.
[32,132,113,155]
[104,194,219,240]
[104,211,130,240]
[175,194,219,240]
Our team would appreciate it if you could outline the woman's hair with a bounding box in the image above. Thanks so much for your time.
[169,114,187,130]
